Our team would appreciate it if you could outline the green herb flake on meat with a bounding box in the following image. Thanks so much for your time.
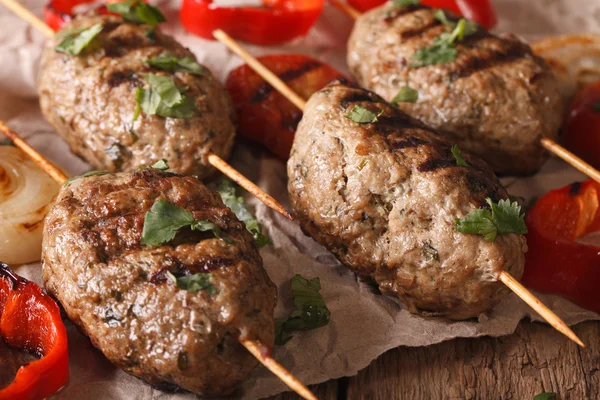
[455,198,527,242]
[166,271,215,294]
[216,179,271,247]
[393,0,420,7]
[134,74,197,120]
[146,53,207,76]
[275,274,330,345]
[391,86,419,104]
[141,198,222,247]
[63,170,111,186]
[451,144,470,167]
[533,393,557,400]
[107,0,166,27]
[55,24,103,56]
[345,105,384,124]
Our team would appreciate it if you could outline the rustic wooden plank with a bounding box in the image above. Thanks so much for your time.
[345,320,600,399]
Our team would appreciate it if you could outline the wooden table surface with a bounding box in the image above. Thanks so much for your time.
[271,320,600,400]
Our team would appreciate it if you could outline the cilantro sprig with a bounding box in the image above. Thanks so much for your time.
[141,199,223,247]
[107,0,166,27]
[134,74,197,120]
[275,275,330,345]
[391,86,419,105]
[455,198,528,242]
[216,179,271,247]
[451,145,470,167]
[166,271,215,294]
[55,24,103,56]
[346,105,384,124]
[410,11,479,68]
[146,53,207,76]
[533,393,556,400]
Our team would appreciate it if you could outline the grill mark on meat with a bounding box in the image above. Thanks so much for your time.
[383,4,427,22]
[252,61,322,103]
[569,181,582,196]
[107,70,140,88]
[450,41,530,79]
[466,171,502,204]
[400,19,442,40]
[417,157,455,172]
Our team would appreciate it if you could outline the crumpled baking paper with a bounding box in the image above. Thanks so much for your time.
[1,0,599,398]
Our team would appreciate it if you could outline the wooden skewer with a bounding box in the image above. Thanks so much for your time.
[214,29,586,348]
[498,272,584,347]
[330,0,600,190]
[0,120,317,399]
[0,0,293,222]
[0,120,68,183]
[241,339,318,400]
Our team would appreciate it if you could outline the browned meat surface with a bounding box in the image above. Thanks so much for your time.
[42,170,276,395]
[288,81,526,320]
[39,14,236,178]
[347,3,565,176]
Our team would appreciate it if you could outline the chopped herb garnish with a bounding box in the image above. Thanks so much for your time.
[144,28,156,42]
[455,198,527,242]
[107,0,166,26]
[0,139,15,146]
[451,144,470,167]
[150,159,169,170]
[141,198,222,247]
[63,170,110,186]
[134,74,197,120]
[533,393,557,400]
[166,271,216,294]
[216,179,271,247]
[275,274,330,345]
[410,15,478,68]
[393,0,420,7]
[391,86,419,104]
[346,105,384,124]
[146,53,207,76]
[55,24,103,56]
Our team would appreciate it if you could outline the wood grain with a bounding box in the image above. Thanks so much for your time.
[270,321,600,400]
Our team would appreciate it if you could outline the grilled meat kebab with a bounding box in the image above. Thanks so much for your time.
[39,14,236,178]
[347,3,564,176]
[288,81,526,320]
[42,169,276,395]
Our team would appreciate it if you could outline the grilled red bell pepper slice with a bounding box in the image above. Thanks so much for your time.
[0,262,69,400]
[563,80,600,171]
[226,54,345,159]
[346,0,497,29]
[522,180,600,314]
[180,0,325,45]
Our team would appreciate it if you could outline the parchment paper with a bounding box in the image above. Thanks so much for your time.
[1,0,600,398]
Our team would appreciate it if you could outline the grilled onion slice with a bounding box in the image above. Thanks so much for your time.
[0,145,59,264]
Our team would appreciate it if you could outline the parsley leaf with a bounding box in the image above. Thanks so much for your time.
[141,199,221,247]
[166,271,216,294]
[55,24,103,56]
[393,0,420,7]
[0,139,15,146]
[455,198,528,242]
[216,179,271,247]
[411,15,478,68]
[533,393,556,400]
[63,170,110,186]
[346,105,384,124]
[391,86,419,104]
[150,159,169,170]
[146,53,207,76]
[275,275,330,345]
[134,74,197,120]
[451,144,470,167]
[107,0,166,26]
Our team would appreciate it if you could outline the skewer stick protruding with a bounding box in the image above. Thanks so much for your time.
[214,31,587,348]
[329,0,361,20]
[241,339,318,400]
[0,0,293,221]
[0,120,314,397]
[499,271,585,347]
[0,120,68,183]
